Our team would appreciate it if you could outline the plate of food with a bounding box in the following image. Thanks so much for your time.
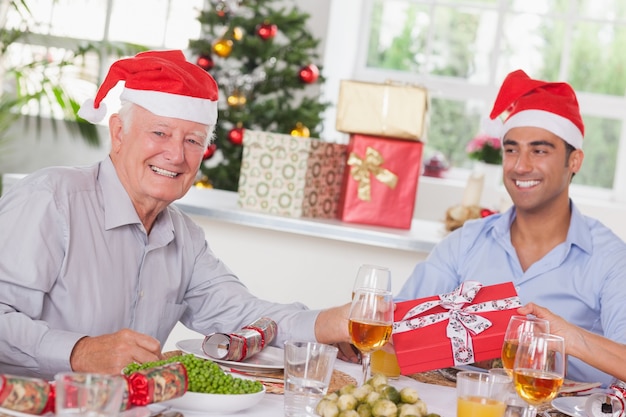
[176,339,284,372]
[124,353,266,415]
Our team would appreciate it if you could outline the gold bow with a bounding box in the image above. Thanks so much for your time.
[347,146,398,201]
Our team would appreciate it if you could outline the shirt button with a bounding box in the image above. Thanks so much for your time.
[139,290,144,297]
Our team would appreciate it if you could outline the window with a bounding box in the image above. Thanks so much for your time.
[350,0,626,201]
[2,0,204,118]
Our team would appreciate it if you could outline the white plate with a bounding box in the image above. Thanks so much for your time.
[552,396,587,417]
[176,339,284,371]
[160,386,265,414]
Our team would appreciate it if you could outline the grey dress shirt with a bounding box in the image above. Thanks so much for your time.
[0,157,317,380]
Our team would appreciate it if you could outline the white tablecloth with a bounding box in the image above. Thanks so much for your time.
[200,360,457,417]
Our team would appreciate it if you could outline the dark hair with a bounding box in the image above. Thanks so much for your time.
[564,141,576,180]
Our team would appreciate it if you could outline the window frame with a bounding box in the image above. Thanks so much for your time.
[322,0,626,205]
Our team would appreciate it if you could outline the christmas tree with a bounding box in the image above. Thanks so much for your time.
[189,0,329,191]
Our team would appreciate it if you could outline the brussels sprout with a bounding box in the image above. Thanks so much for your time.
[365,391,381,406]
[356,403,373,417]
[398,402,427,417]
[378,385,401,404]
[371,398,398,417]
[339,410,360,417]
[316,398,340,417]
[340,384,357,396]
[399,387,420,404]
[324,392,340,402]
[337,394,358,411]
[353,383,374,401]
[367,373,389,388]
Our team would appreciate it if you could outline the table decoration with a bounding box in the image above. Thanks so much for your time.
[202,317,277,362]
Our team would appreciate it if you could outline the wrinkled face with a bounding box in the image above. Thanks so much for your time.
[502,126,583,214]
[109,105,210,211]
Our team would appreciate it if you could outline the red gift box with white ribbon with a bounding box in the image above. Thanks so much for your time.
[392,281,521,375]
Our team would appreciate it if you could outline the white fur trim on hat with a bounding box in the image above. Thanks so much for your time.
[503,109,583,149]
[77,98,108,124]
[121,88,218,125]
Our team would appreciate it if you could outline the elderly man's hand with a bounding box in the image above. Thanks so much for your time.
[70,328,163,374]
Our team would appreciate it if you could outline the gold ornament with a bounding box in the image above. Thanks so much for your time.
[227,90,247,107]
[290,122,310,137]
[212,38,233,58]
[194,175,213,189]
[232,26,244,41]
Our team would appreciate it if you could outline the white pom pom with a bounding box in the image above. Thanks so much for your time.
[480,115,504,138]
[77,98,107,124]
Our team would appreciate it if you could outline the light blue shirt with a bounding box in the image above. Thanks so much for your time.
[0,158,318,380]
[397,203,626,386]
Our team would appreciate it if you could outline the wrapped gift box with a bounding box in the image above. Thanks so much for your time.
[237,130,347,218]
[337,134,423,229]
[336,80,429,141]
[392,281,521,375]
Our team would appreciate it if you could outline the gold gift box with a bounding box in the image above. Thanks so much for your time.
[336,80,429,141]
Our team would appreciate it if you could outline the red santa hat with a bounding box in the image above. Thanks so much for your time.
[488,69,584,149]
[78,50,218,126]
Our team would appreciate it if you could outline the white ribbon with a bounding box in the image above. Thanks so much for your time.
[393,280,521,366]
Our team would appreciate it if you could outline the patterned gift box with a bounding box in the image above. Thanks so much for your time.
[392,281,521,375]
[336,80,429,141]
[237,130,347,218]
[337,134,423,229]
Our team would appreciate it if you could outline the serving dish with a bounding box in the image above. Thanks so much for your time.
[176,339,284,372]
[160,385,265,414]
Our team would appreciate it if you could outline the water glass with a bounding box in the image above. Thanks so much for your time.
[55,372,125,417]
[283,341,338,417]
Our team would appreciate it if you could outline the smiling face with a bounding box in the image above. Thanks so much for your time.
[108,104,210,220]
[502,126,584,216]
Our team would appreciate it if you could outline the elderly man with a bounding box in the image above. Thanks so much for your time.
[397,69,626,386]
[0,50,351,380]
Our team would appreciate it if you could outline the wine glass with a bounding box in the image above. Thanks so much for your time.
[348,288,394,385]
[352,265,399,379]
[512,332,566,416]
[502,315,550,375]
[352,264,391,298]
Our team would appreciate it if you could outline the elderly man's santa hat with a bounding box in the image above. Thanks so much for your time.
[487,69,584,149]
[78,50,218,126]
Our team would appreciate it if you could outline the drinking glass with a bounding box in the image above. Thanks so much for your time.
[348,288,394,385]
[352,264,391,298]
[512,332,566,416]
[502,315,550,375]
[352,264,399,379]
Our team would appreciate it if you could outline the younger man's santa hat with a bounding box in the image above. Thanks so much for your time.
[78,50,218,126]
[487,69,584,149]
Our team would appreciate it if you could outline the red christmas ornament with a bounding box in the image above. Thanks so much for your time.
[298,64,319,84]
[196,55,214,71]
[203,143,217,160]
[227,126,245,145]
[256,22,277,40]
[480,208,497,218]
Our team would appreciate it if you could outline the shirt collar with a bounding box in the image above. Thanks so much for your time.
[490,200,592,255]
[98,157,174,237]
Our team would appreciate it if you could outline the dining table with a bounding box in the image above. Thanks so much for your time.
[193,359,458,417]
[143,350,578,417]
